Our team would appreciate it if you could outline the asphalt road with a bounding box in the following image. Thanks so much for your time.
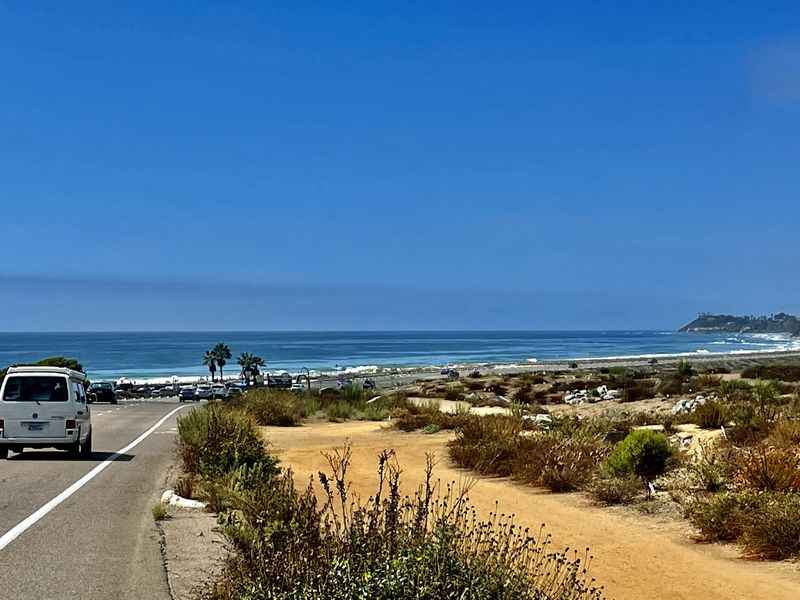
[0,399,191,600]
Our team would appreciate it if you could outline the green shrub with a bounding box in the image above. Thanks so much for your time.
[685,492,755,542]
[152,503,170,522]
[677,360,694,377]
[693,374,721,389]
[687,442,734,493]
[448,416,523,476]
[444,387,465,402]
[767,419,800,447]
[539,437,610,492]
[656,374,685,396]
[693,401,728,429]
[325,399,355,421]
[606,366,628,377]
[512,383,535,404]
[517,373,545,386]
[448,416,608,491]
[589,475,641,505]
[733,445,800,492]
[686,490,800,559]
[244,389,306,426]
[355,402,390,421]
[605,429,673,481]
[718,378,752,396]
[422,423,441,434]
[339,384,369,404]
[741,364,800,382]
[177,405,276,479]
[739,492,800,559]
[751,380,781,421]
[392,404,470,432]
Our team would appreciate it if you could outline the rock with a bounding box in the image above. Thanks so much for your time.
[522,413,553,428]
[162,488,206,510]
[671,394,710,415]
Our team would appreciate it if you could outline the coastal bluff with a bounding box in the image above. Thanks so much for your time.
[679,312,800,336]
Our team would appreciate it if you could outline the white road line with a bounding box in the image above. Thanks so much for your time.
[0,404,187,552]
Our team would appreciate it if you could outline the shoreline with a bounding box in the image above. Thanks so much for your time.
[104,347,800,386]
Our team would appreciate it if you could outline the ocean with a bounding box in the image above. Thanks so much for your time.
[0,330,798,382]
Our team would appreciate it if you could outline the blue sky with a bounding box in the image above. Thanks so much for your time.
[1,2,799,330]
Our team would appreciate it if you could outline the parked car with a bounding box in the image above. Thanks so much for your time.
[362,378,376,390]
[447,369,460,380]
[89,381,117,404]
[267,372,293,389]
[195,384,212,400]
[440,367,451,375]
[0,366,93,458]
[226,385,242,398]
[336,378,354,389]
[179,386,197,402]
[468,369,481,379]
[159,386,177,398]
[290,382,306,392]
[211,384,228,399]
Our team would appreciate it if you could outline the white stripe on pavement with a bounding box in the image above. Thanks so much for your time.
[0,404,186,552]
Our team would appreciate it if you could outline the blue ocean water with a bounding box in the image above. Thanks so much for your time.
[0,331,797,381]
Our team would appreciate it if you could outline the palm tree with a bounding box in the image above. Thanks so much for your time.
[213,343,232,382]
[202,351,217,382]
[250,354,265,380]
[238,352,266,385]
[238,352,254,384]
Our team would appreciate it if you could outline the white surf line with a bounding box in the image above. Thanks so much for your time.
[0,404,187,552]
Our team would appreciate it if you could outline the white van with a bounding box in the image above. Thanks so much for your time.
[0,366,93,459]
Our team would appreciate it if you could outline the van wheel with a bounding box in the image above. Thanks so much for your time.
[80,432,92,457]
[0,447,7,460]
[68,440,80,457]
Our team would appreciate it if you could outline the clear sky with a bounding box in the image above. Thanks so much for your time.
[1,2,799,331]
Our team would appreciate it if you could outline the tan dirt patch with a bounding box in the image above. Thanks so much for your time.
[261,420,800,600]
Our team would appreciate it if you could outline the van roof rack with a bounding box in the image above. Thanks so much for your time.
[6,366,87,380]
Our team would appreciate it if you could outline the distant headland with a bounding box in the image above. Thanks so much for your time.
[679,312,800,336]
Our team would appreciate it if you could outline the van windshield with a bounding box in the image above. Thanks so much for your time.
[2,376,69,402]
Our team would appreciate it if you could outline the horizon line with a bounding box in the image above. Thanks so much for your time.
[0,328,679,334]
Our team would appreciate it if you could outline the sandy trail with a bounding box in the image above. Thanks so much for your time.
[261,421,800,600]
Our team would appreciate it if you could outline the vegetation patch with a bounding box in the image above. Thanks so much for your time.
[604,429,674,482]
[741,364,800,382]
[588,475,641,505]
[152,503,170,522]
[177,404,605,599]
[448,415,610,492]
[241,388,308,426]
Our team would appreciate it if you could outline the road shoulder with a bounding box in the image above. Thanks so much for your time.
[156,466,226,600]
